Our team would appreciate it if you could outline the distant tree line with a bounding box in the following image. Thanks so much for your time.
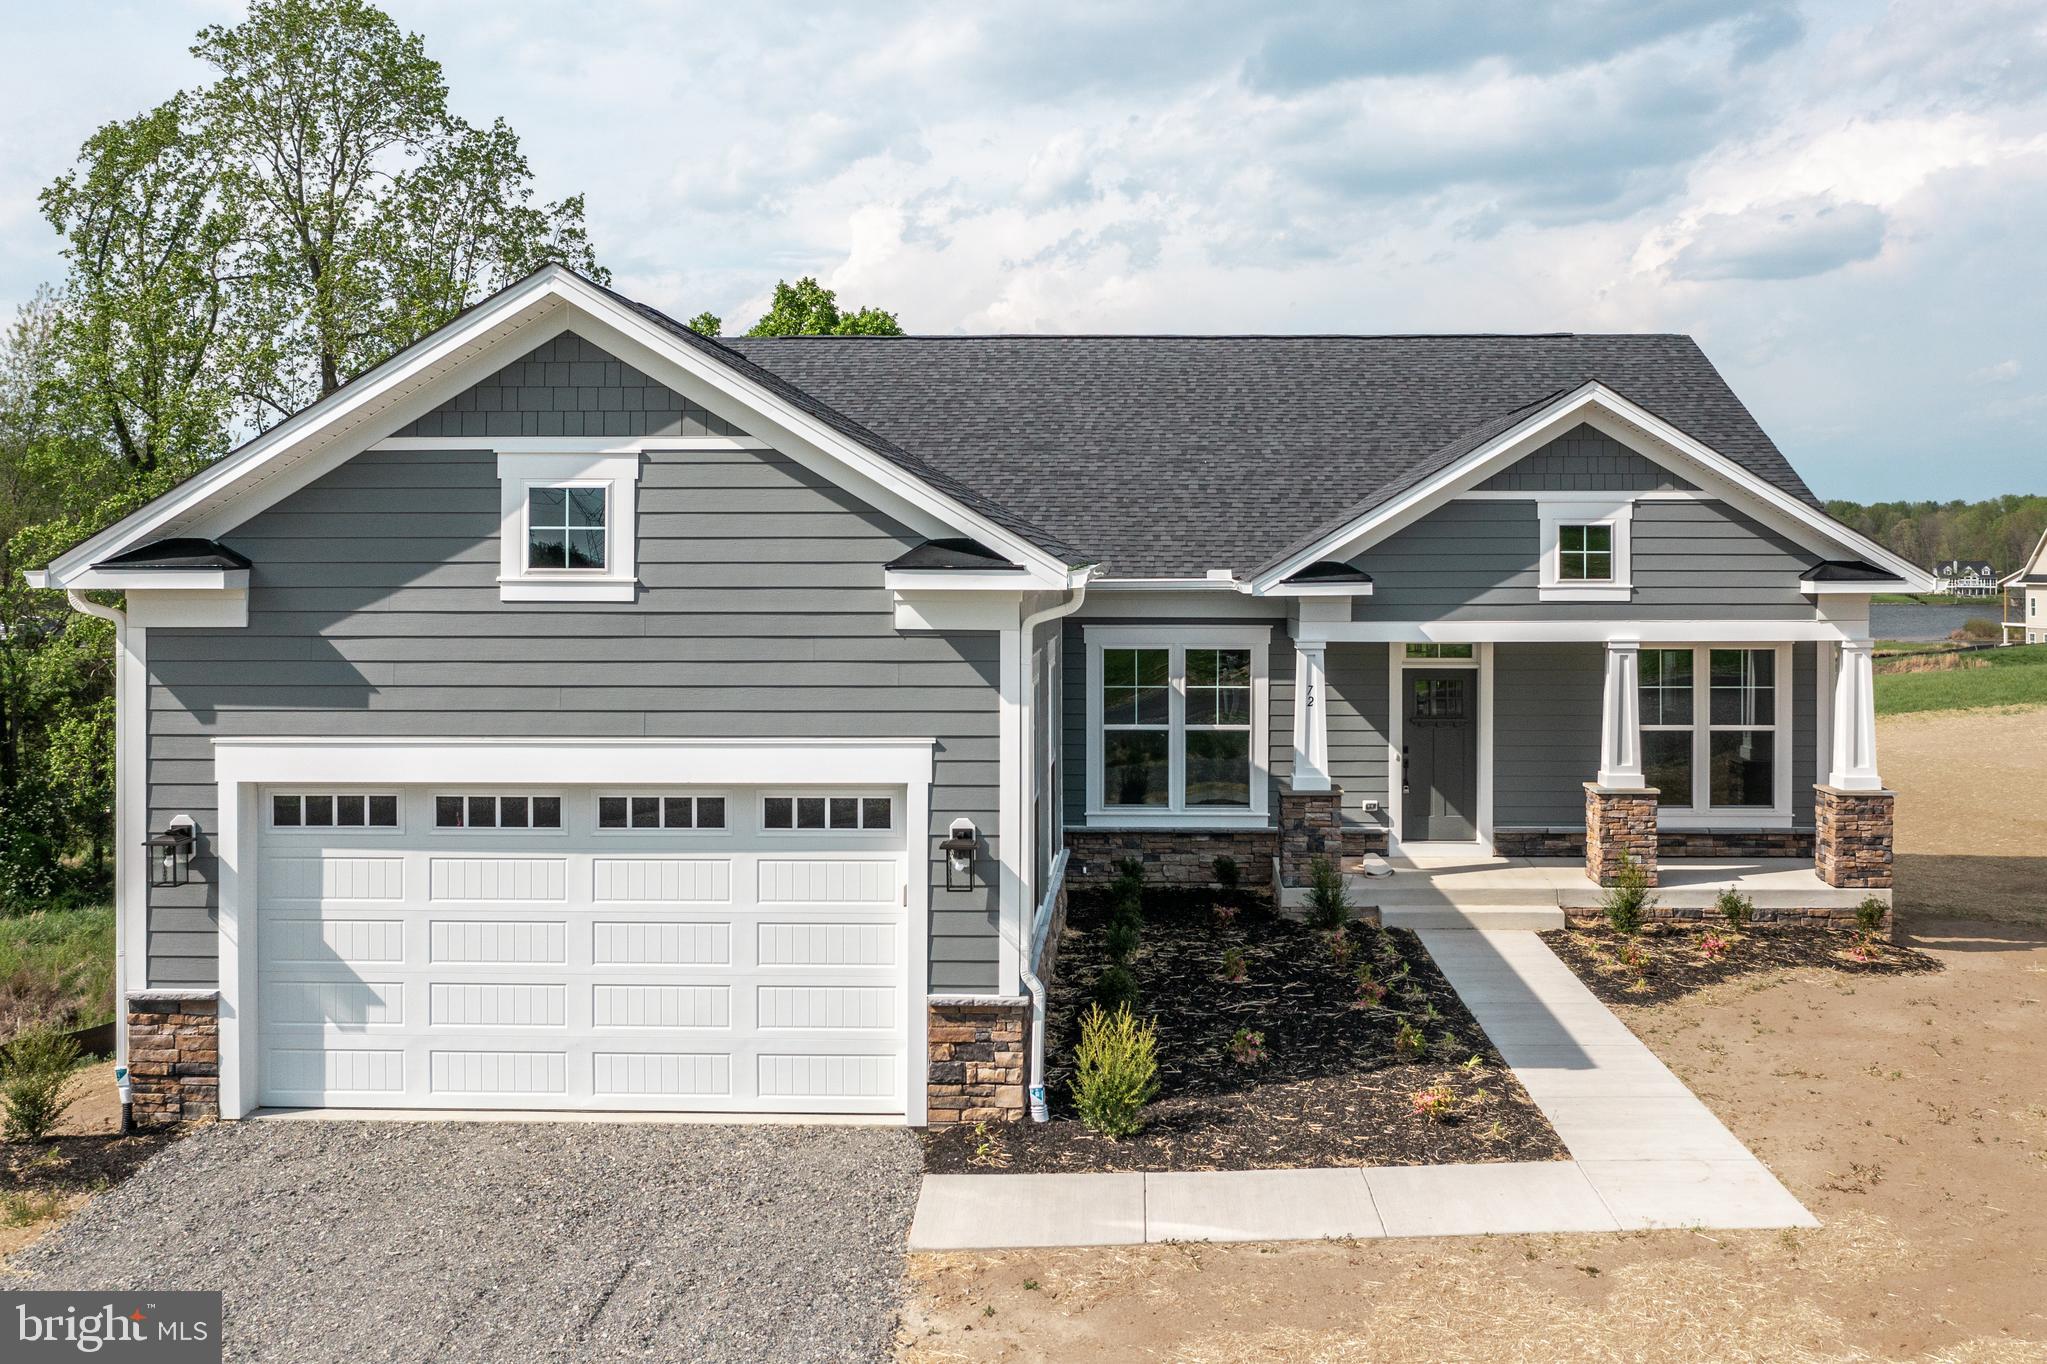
[1824,495,2047,575]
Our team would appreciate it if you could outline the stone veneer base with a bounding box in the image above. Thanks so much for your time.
[127,991,220,1126]
[1814,786,1896,888]
[927,996,1028,1126]
[1064,821,1387,892]
[1562,903,1893,936]
[1584,783,1659,887]
[1278,786,1346,888]
[1495,827,1816,860]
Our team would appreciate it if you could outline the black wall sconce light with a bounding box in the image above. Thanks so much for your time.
[941,817,978,891]
[146,815,196,888]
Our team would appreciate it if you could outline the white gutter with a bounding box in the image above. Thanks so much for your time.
[1014,580,1088,1121]
[1020,847,1069,1122]
[64,591,130,1095]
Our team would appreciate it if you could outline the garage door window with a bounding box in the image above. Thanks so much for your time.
[434,794,563,830]
[596,794,728,830]
[762,794,893,831]
[271,793,399,829]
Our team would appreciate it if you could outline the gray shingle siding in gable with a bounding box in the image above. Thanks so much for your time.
[391,331,749,441]
[1347,498,1820,622]
[1475,423,1698,492]
[142,443,1003,990]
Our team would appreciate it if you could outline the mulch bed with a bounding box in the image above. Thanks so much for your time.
[922,888,1567,1174]
[3,1130,173,1202]
[1541,924,1943,1008]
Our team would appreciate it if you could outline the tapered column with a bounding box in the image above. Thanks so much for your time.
[1827,640,1882,790]
[1596,641,1644,787]
[1291,641,1330,791]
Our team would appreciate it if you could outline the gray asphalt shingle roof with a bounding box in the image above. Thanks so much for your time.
[721,332,1818,579]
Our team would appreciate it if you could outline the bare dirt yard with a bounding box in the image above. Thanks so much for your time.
[902,707,2047,1363]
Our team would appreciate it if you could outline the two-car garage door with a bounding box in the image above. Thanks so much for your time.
[253,785,910,1114]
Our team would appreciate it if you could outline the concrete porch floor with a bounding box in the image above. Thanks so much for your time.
[1281,852,1889,930]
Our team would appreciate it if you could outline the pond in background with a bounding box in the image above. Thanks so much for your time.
[1869,601,2002,642]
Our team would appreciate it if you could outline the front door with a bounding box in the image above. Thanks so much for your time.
[1402,669,1478,842]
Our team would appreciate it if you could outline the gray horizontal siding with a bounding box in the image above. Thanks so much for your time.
[1351,498,1822,622]
[391,330,746,440]
[1476,422,1697,492]
[1325,643,1390,831]
[1490,641,1821,830]
[146,435,1002,990]
[1492,643,1604,826]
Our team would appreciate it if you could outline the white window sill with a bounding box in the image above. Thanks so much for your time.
[498,575,638,602]
[1538,584,1633,602]
[1084,809,1271,830]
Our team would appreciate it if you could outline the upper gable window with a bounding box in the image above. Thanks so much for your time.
[497,452,640,602]
[1537,500,1633,602]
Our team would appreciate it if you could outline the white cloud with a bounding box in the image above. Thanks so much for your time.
[4,0,2046,496]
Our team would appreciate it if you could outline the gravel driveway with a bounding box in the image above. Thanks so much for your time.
[11,1119,922,1363]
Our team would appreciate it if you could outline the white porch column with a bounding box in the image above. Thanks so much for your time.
[1827,639,1883,790]
[1290,641,1331,791]
[1597,641,1645,787]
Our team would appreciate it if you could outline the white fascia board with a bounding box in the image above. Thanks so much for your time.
[40,274,571,587]
[1089,576,1246,591]
[883,570,1035,593]
[1296,618,1857,644]
[126,589,249,629]
[1251,382,1937,594]
[1799,580,1901,595]
[893,591,1025,633]
[371,436,773,453]
[64,568,249,592]
[541,273,1076,588]
[211,737,937,788]
[1261,581,1374,597]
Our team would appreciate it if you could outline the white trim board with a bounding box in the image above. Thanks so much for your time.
[1296,619,1865,645]
[1386,643,1494,855]
[1252,382,1935,595]
[34,267,1085,592]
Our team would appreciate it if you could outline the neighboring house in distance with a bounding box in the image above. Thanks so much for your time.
[1932,559,1999,596]
[2000,531,2047,644]
[26,267,1931,1130]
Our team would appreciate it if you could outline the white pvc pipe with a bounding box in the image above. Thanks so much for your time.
[66,590,130,1101]
[1020,847,1069,1122]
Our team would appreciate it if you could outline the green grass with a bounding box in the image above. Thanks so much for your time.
[1874,644,2047,716]
[0,905,116,1039]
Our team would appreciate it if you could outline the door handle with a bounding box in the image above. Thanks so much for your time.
[1401,744,1410,794]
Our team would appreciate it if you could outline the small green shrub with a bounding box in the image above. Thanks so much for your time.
[1070,1004,1159,1139]
[1221,947,1248,983]
[1103,915,1141,963]
[1855,896,1888,938]
[1601,850,1653,935]
[1,1025,83,1144]
[1093,964,1139,1011]
[1211,856,1240,890]
[1410,1085,1457,1122]
[1228,1026,1266,1065]
[1716,889,1755,933]
[1392,1016,1427,1060]
[1112,857,1146,888]
[1305,856,1351,930]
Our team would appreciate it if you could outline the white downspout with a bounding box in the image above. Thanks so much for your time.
[1017,580,1087,1122]
[65,590,133,1121]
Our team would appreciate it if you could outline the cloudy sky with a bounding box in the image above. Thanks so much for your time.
[3,0,2044,499]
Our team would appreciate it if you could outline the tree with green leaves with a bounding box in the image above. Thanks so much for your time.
[744,277,903,337]
[191,0,605,419]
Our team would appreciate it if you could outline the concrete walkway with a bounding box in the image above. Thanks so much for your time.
[908,930,1815,1251]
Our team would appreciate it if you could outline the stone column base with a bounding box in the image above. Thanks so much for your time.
[1815,785,1895,888]
[1278,785,1344,888]
[127,991,220,1126]
[1584,782,1658,887]
[927,996,1028,1126]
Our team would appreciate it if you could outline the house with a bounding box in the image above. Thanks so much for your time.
[1932,559,1999,597]
[26,267,1930,1129]
[2000,531,2047,644]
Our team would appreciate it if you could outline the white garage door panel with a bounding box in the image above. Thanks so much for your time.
[256,788,910,1115]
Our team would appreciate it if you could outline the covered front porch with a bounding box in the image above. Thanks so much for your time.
[1281,622,1896,906]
